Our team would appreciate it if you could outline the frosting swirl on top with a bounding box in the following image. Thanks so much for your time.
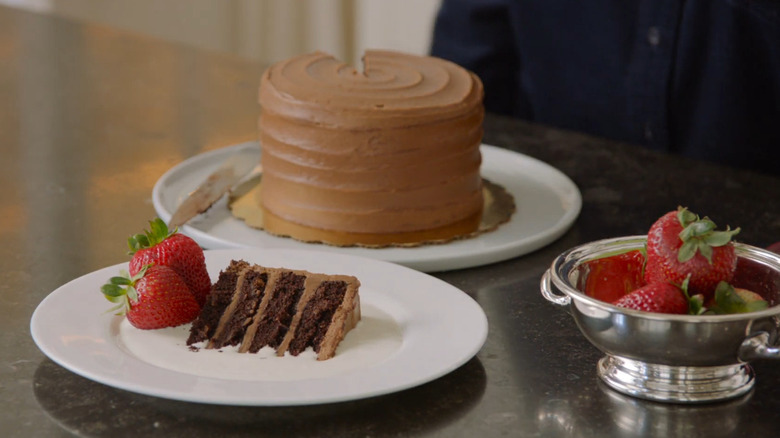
[258,50,485,241]
[259,50,483,128]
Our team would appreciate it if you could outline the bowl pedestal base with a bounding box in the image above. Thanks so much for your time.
[597,355,755,403]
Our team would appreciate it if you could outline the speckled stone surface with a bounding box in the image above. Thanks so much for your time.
[2,5,780,438]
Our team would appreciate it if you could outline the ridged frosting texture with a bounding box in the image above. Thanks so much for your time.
[259,50,484,235]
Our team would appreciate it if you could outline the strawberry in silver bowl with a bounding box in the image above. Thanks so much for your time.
[540,208,780,403]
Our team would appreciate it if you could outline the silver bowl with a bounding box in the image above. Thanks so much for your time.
[541,235,780,403]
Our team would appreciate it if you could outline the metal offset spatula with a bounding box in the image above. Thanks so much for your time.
[167,142,261,229]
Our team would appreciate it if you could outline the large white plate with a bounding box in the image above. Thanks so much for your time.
[153,143,581,272]
[30,249,488,406]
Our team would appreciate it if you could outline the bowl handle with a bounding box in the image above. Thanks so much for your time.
[540,269,571,307]
[739,332,780,361]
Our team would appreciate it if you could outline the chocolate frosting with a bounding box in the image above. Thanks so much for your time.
[258,50,484,235]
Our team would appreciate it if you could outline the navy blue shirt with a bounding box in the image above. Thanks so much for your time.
[431,0,780,175]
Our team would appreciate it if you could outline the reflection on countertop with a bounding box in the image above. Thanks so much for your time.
[33,357,487,437]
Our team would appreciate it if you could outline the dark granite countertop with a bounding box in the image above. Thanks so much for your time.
[2,5,779,437]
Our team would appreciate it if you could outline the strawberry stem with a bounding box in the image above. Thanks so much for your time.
[677,275,705,315]
[100,266,149,315]
[127,218,177,255]
[675,207,740,263]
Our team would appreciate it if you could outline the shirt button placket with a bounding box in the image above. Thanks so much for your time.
[647,26,661,47]
[644,25,661,146]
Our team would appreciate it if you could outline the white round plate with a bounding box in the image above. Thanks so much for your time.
[152,143,581,272]
[30,249,488,406]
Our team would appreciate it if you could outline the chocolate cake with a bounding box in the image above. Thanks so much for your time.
[187,260,361,360]
[257,50,485,246]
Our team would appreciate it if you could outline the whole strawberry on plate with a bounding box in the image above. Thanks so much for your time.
[645,207,740,300]
[128,218,211,307]
[101,264,200,329]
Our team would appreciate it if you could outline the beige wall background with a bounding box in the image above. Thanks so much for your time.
[2,0,441,66]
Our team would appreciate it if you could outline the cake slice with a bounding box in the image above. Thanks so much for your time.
[187,260,361,360]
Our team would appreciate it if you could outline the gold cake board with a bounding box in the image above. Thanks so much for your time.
[228,176,515,248]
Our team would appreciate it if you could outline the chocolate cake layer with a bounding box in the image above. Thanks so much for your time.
[187,260,249,346]
[208,270,268,349]
[287,280,348,356]
[244,271,306,353]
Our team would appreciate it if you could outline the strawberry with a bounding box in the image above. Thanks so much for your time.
[582,249,646,303]
[645,207,740,300]
[128,218,211,307]
[705,282,768,315]
[612,281,689,314]
[101,264,200,329]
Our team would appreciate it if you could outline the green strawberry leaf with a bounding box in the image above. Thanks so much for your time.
[746,300,770,313]
[697,242,713,264]
[710,282,742,314]
[109,276,132,286]
[101,283,124,297]
[127,218,175,255]
[100,268,144,315]
[105,303,126,314]
[678,241,698,263]
[149,218,168,241]
[126,285,139,303]
[680,219,715,239]
[676,207,698,227]
[104,294,125,304]
[136,234,150,246]
[677,275,706,315]
[688,294,705,315]
[127,234,149,254]
[128,266,147,281]
[675,207,740,265]
[703,227,741,247]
